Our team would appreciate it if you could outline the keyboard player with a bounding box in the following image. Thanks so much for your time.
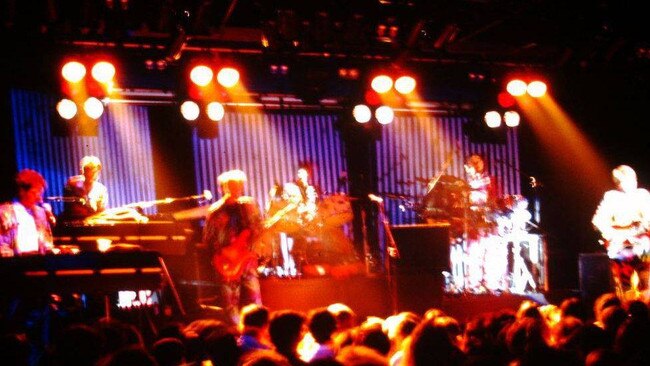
[1,169,54,257]
[61,155,108,221]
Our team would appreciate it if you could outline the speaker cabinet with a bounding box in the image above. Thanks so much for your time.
[579,253,615,304]
[389,224,451,313]
[389,224,451,273]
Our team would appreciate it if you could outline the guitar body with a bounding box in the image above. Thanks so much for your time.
[603,223,650,259]
[212,229,258,282]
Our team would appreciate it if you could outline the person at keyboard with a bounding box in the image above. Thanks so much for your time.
[62,155,108,221]
[0,169,54,256]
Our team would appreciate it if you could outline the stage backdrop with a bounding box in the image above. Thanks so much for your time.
[10,89,157,215]
[10,90,521,227]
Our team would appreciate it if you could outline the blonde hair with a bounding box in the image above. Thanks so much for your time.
[612,165,636,186]
[80,155,102,171]
[217,169,247,185]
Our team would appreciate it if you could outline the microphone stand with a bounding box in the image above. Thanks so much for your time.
[369,195,400,314]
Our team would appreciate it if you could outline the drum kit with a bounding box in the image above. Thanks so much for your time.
[400,175,540,294]
[259,193,358,278]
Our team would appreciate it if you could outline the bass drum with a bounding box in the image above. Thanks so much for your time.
[318,194,353,227]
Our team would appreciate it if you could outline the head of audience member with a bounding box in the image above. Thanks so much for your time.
[15,169,47,209]
[204,326,242,366]
[516,300,543,320]
[433,316,463,348]
[151,337,186,366]
[308,307,338,345]
[355,321,391,356]
[403,318,465,366]
[268,310,307,357]
[335,345,388,366]
[80,155,102,184]
[52,323,103,366]
[327,303,357,332]
[560,297,588,322]
[600,305,628,343]
[239,349,292,366]
[593,293,622,327]
[218,169,247,198]
[551,316,584,348]
[613,313,650,364]
[505,317,549,359]
[327,303,357,348]
[96,345,157,366]
[612,165,637,193]
[423,308,446,321]
[95,318,145,355]
[240,304,271,336]
[383,311,421,348]
[625,300,649,322]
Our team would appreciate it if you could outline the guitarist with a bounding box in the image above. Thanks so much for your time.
[592,165,650,294]
[203,169,263,325]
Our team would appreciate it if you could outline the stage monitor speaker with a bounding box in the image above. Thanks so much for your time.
[389,224,451,273]
[579,253,615,305]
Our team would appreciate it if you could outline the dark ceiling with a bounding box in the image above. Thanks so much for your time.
[2,0,650,102]
[3,0,648,67]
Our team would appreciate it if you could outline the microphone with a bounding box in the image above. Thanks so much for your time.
[368,194,384,203]
[191,190,213,201]
[39,202,57,226]
[46,196,85,204]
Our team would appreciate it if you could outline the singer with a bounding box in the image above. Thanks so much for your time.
[62,155,108,221]
[0,169,54,256]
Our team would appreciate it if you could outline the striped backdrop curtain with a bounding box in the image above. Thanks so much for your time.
[376,115,521,225]
[10,89,156,215]
[193,112,348,214]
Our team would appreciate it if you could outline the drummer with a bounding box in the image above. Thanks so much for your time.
[271,162,322,277]
[463,153,498,226]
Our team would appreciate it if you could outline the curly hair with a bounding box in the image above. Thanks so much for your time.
[15,169,47,191]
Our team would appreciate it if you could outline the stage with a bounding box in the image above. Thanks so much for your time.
[257,273,549,321]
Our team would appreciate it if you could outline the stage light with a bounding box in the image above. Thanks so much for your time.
[375,105,394,125]
[180,101,200,121]
[527,81,547,98]
[484,110,502,128]
[504,111,521,127]
[84,97,104,119]
[217,67,240,88]
[497,92,516,108]
[61,61,86,83]
[506,79,527,96]
[56,99,77,120]
[190,65,213,87]
[371,75,393,94]
[206,102,225,121]
[91,61,116,83]
[394,76,416,94]
[353,104,372,123]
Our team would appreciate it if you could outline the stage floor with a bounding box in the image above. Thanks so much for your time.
[258,273,548,321]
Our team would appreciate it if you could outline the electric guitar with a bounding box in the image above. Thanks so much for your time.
[212,202,303,281]
[602,222,650,259]
[212,229,257,282]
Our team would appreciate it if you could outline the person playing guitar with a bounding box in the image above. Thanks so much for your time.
[203,169,263,325]
[592,165,650,296]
